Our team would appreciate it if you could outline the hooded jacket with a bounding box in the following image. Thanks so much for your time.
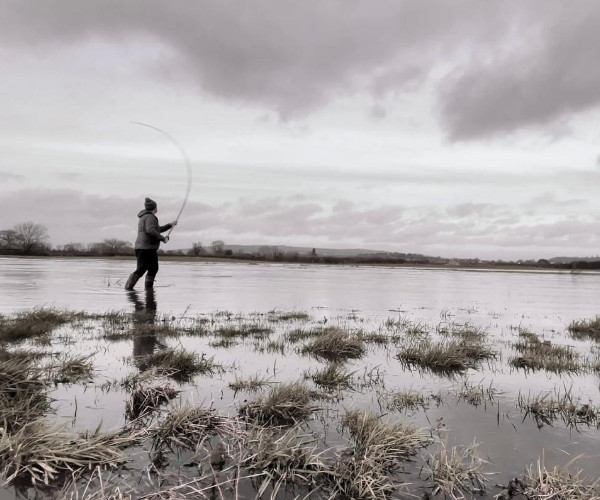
[134,210,172,250]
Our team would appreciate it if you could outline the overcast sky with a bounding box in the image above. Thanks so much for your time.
[2,1,600,259]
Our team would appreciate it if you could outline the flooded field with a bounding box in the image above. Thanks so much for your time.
[1,256,600,499]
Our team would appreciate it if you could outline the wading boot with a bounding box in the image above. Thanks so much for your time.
[145,276,155,290]
[124,272,141,290]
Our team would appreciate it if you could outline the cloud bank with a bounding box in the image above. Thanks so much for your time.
[2,1,599,138]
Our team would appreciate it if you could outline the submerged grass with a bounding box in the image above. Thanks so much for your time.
[389,390,430,411]
[517,388,598,428]
[228,373,271,392]
[568,316,600,341]
[125,384,178,420]
[240,382,319,426]
[309,363,354,391]
[45,354,95,384]
[510,330,580,373]
[456,379,499,407]
[0,308,84,343]
[302,327,365,361]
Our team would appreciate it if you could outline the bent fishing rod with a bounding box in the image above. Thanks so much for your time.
[131,122,193,236]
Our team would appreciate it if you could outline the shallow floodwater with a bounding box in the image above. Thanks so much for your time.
[2,256,600,499]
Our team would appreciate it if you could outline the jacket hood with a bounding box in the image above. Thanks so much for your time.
[137,210,153,218]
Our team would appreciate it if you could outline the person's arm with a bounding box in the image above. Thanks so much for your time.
[144,215,167,242]
[159,220,178,233]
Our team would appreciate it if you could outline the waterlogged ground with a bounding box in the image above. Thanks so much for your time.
[2,257,600,499]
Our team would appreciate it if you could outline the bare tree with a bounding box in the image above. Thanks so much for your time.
[211,240,225,255]
[62,242,85,254]
[101,238,133,255]
[0,229,18,248]
[13,222,49,253]
[191,242,204,256]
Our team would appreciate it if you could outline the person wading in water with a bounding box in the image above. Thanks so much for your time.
[125,197,178,290]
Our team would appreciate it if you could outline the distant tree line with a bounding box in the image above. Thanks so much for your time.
[3,222,600,269]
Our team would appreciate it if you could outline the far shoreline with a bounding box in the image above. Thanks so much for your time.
[2,253,599,276]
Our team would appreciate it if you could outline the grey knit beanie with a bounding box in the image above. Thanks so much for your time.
[144,197,157,211]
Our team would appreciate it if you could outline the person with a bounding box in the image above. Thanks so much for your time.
[124,197,177,290]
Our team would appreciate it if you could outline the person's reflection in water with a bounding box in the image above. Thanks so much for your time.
[127,289,158,365]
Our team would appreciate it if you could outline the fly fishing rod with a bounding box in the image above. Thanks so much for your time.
[131,122,193,236]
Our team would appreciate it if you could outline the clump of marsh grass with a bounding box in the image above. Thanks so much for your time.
[359,331,391,346]
[437,322,487,343]
[302,327,365,362]
[240,382,319,426]
[331,409,430,498]
[0,419,133,486]
[425,440,490,499]
[137,348,217,382]
[152,405,226,451]
[308,363,354,391]
[0,358,49,433]
[0,308,83,343]
[517,388,598,429]
[45,354,95,384]
[510,331,580,373]
[267,310,311,322]
[215,323,272,339]
[397,339,495,375]
[209,337,240,349]
[389,390,429,411]
[125,384,178,420]
[503,455,600,499]
[229,374,271,393]
[568,316,600,341]
[285,327,325,343]
[245,426,328,497]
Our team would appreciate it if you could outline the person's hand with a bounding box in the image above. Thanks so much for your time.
[164,236,170,243]
[171,220,178,227]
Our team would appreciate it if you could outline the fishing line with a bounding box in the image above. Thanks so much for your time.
[131,121,193,236]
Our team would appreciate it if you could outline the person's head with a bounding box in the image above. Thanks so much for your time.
[144,197,158,213]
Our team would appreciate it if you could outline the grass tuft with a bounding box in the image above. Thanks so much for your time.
[45,354,95,384]
[568,316,600,341]
[302,327,365,361]
[425,440,489,499]
[152,405,225,451]
[228,373,271,392]
[397,339,495,375]
[0,419,136,486]
[137,348,217,382]
[0,357,49,433]
[309,363,354,391]
[0,308,83,343]
[240,382,319,426]
[125,384,178,420]
[331,409,430,498]
[510,330,580,373]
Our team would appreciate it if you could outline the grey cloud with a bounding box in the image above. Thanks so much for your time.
[440,1,600,139]
[0,0,527,120]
